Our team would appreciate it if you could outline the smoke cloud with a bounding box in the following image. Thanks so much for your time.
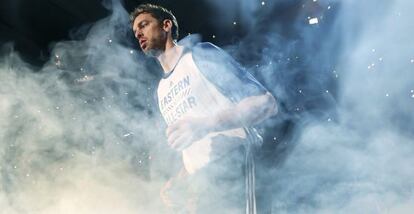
[206,0,414,213]
[0,0,413,213]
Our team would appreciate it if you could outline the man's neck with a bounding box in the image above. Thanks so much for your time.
[157,41,184,74]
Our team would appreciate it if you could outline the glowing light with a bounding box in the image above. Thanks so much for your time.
[327,118,332,122]
[233,21,237,25]
[212,35,216,38]
[410,59,414,63]
[130,50,134,54]
[298,89,302,93]
[261,1,265,5]
[123,133,132,137]
[325,90,329,93]
[55,106,60,110]
[313,0,317,2]
[76,75,94,83]
[372,49,376,52]
[411,90,413,93]
[309,17,319,25]
[385,93,389,97]
[412,94,414,98]
[379,57,383,61]
[108,39,112,43]
[328,5,331,10]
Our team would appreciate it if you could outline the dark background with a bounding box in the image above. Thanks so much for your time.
[0,0,246,65]
[0,0,318,65]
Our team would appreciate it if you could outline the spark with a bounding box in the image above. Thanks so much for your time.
[261,1,265,6]
[328,5,331,10]
[108,39,112,43]
[385,93,389,97]
[309,17,319,25]
[123,133,133,137]
[372,49,376,52]
[410,59,414,63]
[76,75,94,83]
[130,50,134,54]
[233,21,237,25]
[327,118,332,122]
[212,35,216,38]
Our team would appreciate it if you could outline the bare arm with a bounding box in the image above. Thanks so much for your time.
[166,92,277,150]
[208,92,277,132]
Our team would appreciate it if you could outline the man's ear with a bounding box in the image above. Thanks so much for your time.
[162,19,173,33]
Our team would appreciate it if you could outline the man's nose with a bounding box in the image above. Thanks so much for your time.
[135,30,143,39]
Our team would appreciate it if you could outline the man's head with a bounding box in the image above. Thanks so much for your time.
[130,4,179,55]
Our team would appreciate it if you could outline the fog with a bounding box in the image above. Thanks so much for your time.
[1,0,414,213]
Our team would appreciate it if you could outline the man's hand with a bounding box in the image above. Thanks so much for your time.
[166,116,214,151]
[160,167,190,210]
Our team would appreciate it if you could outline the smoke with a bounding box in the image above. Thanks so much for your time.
[1,0,414,213]
[203,0,414,213]
[0,1,177,213]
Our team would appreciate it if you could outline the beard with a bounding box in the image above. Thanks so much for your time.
[142,34,167,57]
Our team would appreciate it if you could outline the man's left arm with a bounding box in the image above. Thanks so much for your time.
[167,43,277,150]
[167,92,277,150]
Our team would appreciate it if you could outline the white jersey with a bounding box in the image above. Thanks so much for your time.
[157,50,247,174]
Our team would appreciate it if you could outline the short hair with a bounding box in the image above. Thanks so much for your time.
[130,4,179,40]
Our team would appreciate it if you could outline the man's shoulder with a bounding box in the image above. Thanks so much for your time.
[191,42,230,64]
[193,42,219,50]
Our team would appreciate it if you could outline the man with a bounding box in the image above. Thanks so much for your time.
[130,4,277,213]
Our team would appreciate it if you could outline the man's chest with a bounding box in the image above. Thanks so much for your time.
[157,53,207,125]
